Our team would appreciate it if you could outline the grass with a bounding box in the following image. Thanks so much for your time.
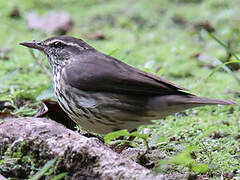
[0,0,240,179]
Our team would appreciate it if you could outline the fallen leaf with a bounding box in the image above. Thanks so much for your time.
[35,100,76,130]
[225,60,240,71]
[222,121,230,126]
[0,48,11,60]
[9,7,21,18]
[209,131,228,139]
[193,20,215,32]
[27,11,74,34]
[191,110,198,115]
[190,151,197,159]
[187,173,198,180]
[172,15,187,26]
[86,32,106,40]
[176,112,188,117]
[223,172,235,179]
[233,155,240,159]
[235,134,240,140]
[195,52,218,68]
[0,112,17,120]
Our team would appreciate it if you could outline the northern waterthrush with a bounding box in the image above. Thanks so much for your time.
[20,36,236,134]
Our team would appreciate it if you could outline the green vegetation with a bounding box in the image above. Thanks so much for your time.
[0,0,239,179]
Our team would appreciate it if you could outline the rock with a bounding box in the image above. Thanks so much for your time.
[26,11,74,34]
[0,118,167,180]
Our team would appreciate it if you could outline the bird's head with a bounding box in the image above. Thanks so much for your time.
[20,36,94,67]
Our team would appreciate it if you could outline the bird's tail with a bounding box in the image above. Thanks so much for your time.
[183,96,236,106]
[145,95,236,119]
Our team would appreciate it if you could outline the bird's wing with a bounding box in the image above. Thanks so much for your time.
[64,50,191,96]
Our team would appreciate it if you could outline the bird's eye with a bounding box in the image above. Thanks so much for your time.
[52,41,62,48]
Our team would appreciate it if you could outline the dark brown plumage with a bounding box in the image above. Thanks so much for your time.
[20,36,236,134]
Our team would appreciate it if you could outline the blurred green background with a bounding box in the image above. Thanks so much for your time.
[0,0,240,179]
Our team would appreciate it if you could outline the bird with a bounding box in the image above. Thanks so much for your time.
[20,36,236,135]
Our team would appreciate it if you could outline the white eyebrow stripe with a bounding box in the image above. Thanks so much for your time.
[45,39,84,49]
[45,39,65,45]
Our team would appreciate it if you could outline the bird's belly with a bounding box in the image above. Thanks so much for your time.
[59,97,151,134]
[55,87,159,134]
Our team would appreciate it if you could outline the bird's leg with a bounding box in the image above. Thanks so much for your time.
[115,135,136,153]
[82,132,104,143]
[113,128,137,153]
[115,129,151,156]
[137,140,150,157]
[108,135,123,149]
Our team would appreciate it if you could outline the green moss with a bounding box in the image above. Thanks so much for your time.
[0,140,53,178]
[0,139,99,179]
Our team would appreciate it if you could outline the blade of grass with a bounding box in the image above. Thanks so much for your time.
[104,129,130,144]
[0,69,19,86]
[208,32,240,61]
[206,59,240,85]
[108,48,119,56]
[29,158,57,180]
[51,173,67,180]
[207,32,240,84]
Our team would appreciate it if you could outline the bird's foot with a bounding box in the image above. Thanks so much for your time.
[82,132,104,143]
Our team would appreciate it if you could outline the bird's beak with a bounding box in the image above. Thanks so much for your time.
[20,41,45,52]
